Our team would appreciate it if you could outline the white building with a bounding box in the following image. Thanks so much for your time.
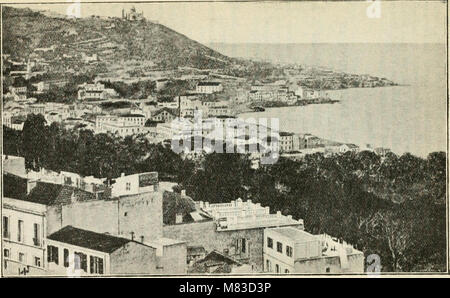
[263,227,364,274]
[111,172,159,198]
[78,83,117,101]
[196,82,223,94]
[197,198,304,232]
[2,196,47,276]
[46,226,159,276]
[95,114,147,137]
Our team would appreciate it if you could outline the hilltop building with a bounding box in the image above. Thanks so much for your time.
[122,6,145,21]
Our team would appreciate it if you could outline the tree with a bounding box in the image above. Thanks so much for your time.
[366,211,412,272]
[21,114,48,170]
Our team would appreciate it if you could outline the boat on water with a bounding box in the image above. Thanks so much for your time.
[252,106,265,112]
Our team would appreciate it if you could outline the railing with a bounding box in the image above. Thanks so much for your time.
[217,216,303,231]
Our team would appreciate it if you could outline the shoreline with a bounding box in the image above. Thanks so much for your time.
[235,84,442,158]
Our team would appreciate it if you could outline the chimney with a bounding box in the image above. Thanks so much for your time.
[181,189,186,196]
[140,236,144,243]
[27,180,37,194]
[131,232,135,241]
[175,213,183,224]
[121,173,125,177]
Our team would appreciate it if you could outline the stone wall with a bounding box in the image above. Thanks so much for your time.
[110,242,158,275]
[163,221,265,272]
[158,243,187,274]
[60,190,163,242]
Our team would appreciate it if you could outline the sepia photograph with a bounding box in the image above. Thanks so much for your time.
[0,0,448,279]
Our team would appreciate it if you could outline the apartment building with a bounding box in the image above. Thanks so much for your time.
[151,108,177,123]
[2,195,47,276]
[95,114,147,137]
[2,171,187,276]
[163,198,304,272]
[279,132,295,152]
[46,226,159,275]
[263,227,364,274]
[77,83,117,100]
[196,82,223,94]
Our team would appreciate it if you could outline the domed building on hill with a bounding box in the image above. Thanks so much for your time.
[121,6,145,21]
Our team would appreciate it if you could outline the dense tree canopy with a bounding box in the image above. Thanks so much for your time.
[3,115,446,272]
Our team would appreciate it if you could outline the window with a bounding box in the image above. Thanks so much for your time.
[241,238,246,253]
[34,257,41,267]
[33,223,40,246]
[276,242,283,253]
[47,245,59,265]
[2,216,9,238]
[267,237,273,249]
[285,269,290,274]
[126,182,131,191]
[63,249,69,267]
[17,220,24,242]
[326,267,331,273]
[275,264,280,273]
[266,259,272,272]
[286,245,293,257]
[75,252,87,272]
[90,256,104,274]
[19,252,25,263]
[3,249,10,258]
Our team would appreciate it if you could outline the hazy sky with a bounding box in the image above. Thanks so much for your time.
[9,1,446,44]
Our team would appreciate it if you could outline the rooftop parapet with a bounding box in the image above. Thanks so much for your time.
[196,198,304,231]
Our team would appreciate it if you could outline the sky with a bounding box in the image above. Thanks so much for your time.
[8,1,447,44]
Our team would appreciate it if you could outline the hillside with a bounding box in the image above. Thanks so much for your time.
[2,6,236,71]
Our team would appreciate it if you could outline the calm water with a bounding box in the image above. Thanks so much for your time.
[211,43,447,157]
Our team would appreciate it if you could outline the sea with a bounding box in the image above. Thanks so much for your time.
[209,43,447,157]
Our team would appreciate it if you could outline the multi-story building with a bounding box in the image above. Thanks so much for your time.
[2,193,47,276]
[27,104,46,115]
[295,86,328,100]
[151,108,177,123]
[46,226,160,275]
[163,198,304,272]
[299,133,322,149]
[2,171,187,276]
[77,83,117,101]
[263,227,364,274]
[207,106,233,118]
[196,82,223,94]
[2,173,63,276]
[95,114,147,137]
[279,132,295,152]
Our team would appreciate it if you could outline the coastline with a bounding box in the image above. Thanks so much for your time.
[237,84,446,158]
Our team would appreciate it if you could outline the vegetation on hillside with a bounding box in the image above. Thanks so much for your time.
[3,115,446,272]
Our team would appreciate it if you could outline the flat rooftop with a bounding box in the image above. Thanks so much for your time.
[269,227,317,243]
